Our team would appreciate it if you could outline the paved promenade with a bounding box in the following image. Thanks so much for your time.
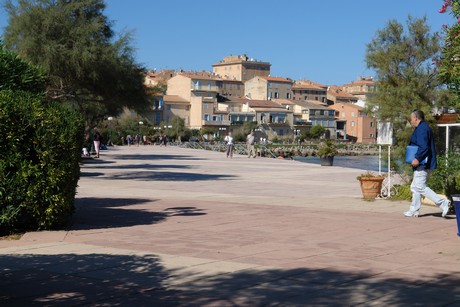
[1,145,459,306]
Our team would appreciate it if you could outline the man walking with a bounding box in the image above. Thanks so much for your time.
[224,132,234,159]
[404,110,450,218]
[246,130,257,158]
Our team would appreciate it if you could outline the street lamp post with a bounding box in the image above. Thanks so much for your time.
[108,116,113,146]
[138,121,143,145]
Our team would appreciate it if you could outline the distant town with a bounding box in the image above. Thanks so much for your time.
[144,54,378,143]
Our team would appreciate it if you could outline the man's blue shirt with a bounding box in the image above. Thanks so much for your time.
[409,120,437,170]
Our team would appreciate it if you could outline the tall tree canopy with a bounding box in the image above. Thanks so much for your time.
[2,0,150,131]
[438,0,460,104]
[365,16,446,171]
[365,16,442,130]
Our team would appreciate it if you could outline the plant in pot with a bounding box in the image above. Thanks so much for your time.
[357,171,386,199]
[317,140,338,166]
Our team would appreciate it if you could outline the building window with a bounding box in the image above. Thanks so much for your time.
[286,93,291,99]
[351,112,355,117]
[342,112,345,117]
[304,96,308,100]
[370,121,374,127]
[351,121,355,127]
[274,92,279,98]
[370,133,374,138]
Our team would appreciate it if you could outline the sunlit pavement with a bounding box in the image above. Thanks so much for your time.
[1,145,459,306]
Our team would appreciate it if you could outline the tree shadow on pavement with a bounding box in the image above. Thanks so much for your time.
[84,163,192,170]
[71,198,207,230]
[106,171,236,181]
[71,198,166,230]
[1,253,459,306]
[115,154,206,161]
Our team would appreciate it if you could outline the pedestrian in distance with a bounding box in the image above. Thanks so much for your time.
[246,130,257,158]
[224,132,234,158]
[404,109,450,218]
[93,130,102,158]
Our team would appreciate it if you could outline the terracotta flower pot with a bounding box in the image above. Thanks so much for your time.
[358,176,385,199]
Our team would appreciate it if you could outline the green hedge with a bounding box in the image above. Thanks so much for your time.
[0,90,84,234]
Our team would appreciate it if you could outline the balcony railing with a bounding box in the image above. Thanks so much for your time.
[202,119,230,126]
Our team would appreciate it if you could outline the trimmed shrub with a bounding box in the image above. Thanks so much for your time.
[0,90,84,234]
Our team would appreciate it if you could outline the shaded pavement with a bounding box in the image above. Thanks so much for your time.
[1,145,459,306]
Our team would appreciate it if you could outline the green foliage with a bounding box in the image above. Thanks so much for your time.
[392,184,413,201]
[3,0,150,135]
[438,0,460,105]
[365,16,445,173]
[201,127,216,138]
[356,171,383,180]
[317,140,338,158]
[233,131,246,143]
[0,90,84,235]
[366,16,442,125]
[0,41,46,93]
[309,125,326,139]
[428,152,460,196]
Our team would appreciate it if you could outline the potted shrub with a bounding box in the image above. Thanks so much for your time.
[357,171,386,199]
[317,140,338,166]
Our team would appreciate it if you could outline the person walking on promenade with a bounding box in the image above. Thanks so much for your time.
[404,110,450,218]
[93,130,102,158]
[246,130,257,158]
[224,132,234,158]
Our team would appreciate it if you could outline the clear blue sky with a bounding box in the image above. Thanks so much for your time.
[0,0,454,85]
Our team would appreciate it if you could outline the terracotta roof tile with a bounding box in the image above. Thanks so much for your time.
[260,76,294,83]
[163,95,189,104]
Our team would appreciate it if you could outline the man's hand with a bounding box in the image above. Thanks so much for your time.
[411,158,420,167]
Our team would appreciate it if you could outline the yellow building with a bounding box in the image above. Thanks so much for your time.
[212,54,271,82]
[166,72,229,130]
[291,80,328,104]
[244,76,293,100]
[342,76,376,102]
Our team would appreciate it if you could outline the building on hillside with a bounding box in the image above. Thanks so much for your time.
[166,72,229,130]
[162,95,190,124]
[220,79,245,98]
[327,86,359,105]
[241,99,293,139]
[212,54,271,82]
[144,69,175,87]
[244,76,293,100]
[329,102,377,143]
[342,76,376,107]
[143,94,164,125]
[290,100,336,139]
[291,80,328,104]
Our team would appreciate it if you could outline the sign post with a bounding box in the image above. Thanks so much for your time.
[377,121,393,198]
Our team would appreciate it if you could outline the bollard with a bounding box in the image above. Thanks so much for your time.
[452,195,460,236]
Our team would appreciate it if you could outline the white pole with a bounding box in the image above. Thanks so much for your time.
[388,145,391,198]
[378,145,382,175]
[446,126,450,157]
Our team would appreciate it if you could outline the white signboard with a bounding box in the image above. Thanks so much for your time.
[377,121,393,145]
